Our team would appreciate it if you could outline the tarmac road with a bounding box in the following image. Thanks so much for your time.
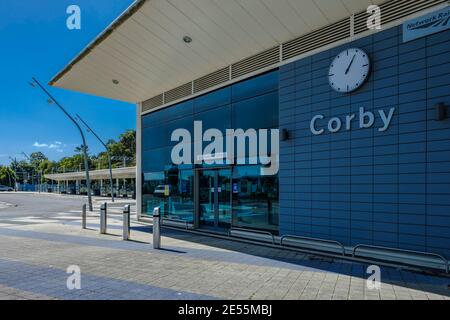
[0,192,87,219]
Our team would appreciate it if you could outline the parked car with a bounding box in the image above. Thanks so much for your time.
[0,185,13,192]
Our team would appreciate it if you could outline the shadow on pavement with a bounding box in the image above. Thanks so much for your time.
[139,225,450,298]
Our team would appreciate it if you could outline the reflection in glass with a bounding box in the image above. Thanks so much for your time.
[232,166,279,233]
[198,170,216,227]
[142,169,194,223]
[165,167,194,223]
[198,169,232,229]
[142,172,165,216]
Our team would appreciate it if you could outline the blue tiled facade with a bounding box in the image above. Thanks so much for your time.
[279,26,450,258]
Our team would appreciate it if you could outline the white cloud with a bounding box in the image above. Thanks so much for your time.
[33,141,65,152]
[33,142,49,148]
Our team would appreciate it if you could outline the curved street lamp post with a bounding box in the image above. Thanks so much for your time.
[30,77,93,211]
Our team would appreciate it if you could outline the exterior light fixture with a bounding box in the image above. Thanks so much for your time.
[112,79,119,85]
[436,103,447,121]
[281,128,290,141]
[183,36,192,44]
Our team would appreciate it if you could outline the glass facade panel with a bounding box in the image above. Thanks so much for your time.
[142,125,167,150]
[232,166,279,232]
[165,168,194,222]
[232,71,278,102]
[142,111,167,128]
[194,87,231,113]
[142,169,194,223]
[163,100,194,121]
[232,92,278,130]
[142,147,171,172]
[198,170,216,226]
[194,105,231,135]
[166,116,194,148]
[141,70,279,234]
[142,172,165,215]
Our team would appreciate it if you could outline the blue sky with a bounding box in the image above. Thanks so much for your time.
[0,0,136,165]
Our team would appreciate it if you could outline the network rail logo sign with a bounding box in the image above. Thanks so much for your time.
[403,6,450,42]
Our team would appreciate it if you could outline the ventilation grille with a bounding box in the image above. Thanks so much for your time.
[354,0,448,34]
[282,18,351,61]
[164,82,192,104]
[194,67,230,93]
[231,46,280,79]
[142,94,163,112]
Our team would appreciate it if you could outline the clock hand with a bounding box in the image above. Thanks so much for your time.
[345,54,356,75]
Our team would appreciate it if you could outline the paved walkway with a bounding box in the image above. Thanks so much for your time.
[0,202,449,300]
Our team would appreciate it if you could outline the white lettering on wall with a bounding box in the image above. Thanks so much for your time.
[310,107,396,135]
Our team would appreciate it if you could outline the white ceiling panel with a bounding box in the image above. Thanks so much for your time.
[314,0,351,21]
[51,0,400,103]
[262,0,310,37]
[286,0,328,29]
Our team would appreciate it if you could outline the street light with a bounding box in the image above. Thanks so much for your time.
[76,114,115,202]
[29,77,93,211]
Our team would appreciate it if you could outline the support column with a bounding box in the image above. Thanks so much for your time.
[136,102,142,219]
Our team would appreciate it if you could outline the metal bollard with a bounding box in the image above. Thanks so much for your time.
[153,207,161,249]
[123,205,130,240]
[100,202,107,234]
[82,204,87,229]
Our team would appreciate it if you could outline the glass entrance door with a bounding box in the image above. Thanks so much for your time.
[198,168,232,230]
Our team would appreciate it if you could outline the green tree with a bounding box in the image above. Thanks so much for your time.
[30,152,48,168]
[38,160,55,175]
[0,166,15,187]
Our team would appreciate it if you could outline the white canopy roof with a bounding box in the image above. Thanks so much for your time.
[45,167,136,181]
[50,0,385,103]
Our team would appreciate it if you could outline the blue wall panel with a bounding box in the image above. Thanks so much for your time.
[279,26,450,258]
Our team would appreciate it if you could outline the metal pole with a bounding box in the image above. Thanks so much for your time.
[82,204,87,229]
[75,114,115,203]
[100,202,107,234]
[123,205,130,240]
[153,207,161,249]
[31,78,93,211]
[51,168,54,192]
[108,153,114,202]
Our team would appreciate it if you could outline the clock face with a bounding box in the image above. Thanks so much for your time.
[329,48,370,93]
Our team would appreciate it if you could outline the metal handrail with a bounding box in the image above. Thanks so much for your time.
[352,244,449,273]
[161,218,190,230]
[280,235,346,256]
[229,227,275,244]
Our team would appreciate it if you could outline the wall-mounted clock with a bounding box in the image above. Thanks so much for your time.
[328,48,370,93]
